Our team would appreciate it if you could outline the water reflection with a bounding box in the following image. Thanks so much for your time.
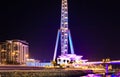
[81,74,117,77]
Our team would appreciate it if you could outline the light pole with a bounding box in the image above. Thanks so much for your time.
[102,58,110,73]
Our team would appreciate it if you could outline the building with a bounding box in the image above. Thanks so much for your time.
[26,59,40,66]
[0,39,29,64]
[26,59,52,67]
[57,54,88,66]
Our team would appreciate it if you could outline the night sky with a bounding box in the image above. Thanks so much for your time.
[0,0,120,61]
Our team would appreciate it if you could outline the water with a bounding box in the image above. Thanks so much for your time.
[81,74,119,77]
[0,74,119,77]
[0,71,120,77]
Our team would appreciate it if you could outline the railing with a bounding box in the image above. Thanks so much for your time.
[86,59,120,73]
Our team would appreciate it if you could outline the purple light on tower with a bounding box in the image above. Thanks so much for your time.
[53,0,75,61]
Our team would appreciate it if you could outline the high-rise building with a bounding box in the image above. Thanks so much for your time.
[0,39,29,64]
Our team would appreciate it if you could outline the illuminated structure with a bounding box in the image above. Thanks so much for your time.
[52,0,120,70]
[53,0,87,65]
[53,0,74,61]
[0,40,29,64]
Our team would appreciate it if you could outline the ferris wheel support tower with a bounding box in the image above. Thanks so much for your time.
[53,0,74,61]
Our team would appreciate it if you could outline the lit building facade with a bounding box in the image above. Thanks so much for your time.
[0,40,29,64]
[57,54,88,65]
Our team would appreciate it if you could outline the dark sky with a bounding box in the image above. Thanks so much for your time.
[0,0,120,61]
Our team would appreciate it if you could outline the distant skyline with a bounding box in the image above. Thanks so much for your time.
[0,0,120,61]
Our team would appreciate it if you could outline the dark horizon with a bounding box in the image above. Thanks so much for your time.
[0,0,120,61]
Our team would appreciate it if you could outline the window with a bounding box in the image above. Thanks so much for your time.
[14,44,18,50]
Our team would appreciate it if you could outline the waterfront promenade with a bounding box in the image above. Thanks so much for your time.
[0,65,91,77]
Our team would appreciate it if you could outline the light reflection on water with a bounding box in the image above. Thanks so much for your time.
[81,74,117,77]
